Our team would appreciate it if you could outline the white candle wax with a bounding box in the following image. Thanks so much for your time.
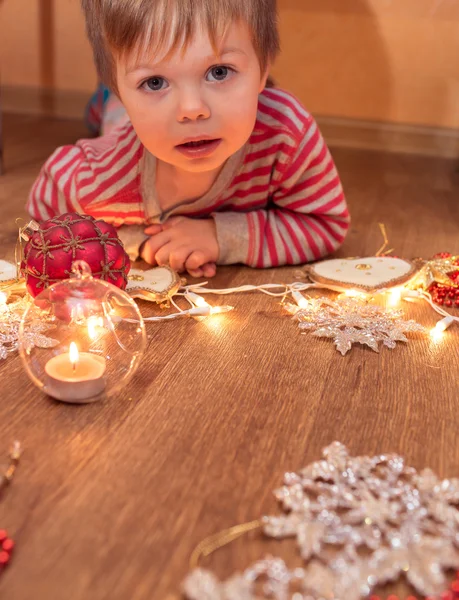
[44,347,106,404]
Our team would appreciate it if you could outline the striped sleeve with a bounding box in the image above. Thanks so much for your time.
[27,145,86,220]
[251,117,349,267]
[27,124,144,226]
[215,116,350,268]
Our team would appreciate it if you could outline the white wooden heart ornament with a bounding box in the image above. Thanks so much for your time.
[0,260,25,294]
[126,266,182,303]
[0,260,18,285]
[308,256,418,292]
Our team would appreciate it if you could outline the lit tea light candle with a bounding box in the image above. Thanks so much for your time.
[44,342,106,403]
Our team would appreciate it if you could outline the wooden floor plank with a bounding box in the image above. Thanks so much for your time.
[0,113,458,599]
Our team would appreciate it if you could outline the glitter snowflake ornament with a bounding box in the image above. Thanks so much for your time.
[0,295,58,360]
[183,443,459,600]
[286,296,425,355]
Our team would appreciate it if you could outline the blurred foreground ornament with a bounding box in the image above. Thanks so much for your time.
[0,441,22,575]
[184,442,459,599]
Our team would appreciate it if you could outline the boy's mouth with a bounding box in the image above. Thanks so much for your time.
[175,138,222,158]
[177,138,220,148]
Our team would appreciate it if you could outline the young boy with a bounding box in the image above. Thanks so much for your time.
[27,0,350,278]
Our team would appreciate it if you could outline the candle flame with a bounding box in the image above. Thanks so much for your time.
[69,342,79,365]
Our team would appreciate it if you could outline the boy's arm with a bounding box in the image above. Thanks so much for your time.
[213,121,350,267]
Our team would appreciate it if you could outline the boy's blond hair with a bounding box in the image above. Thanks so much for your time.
[81,0,280,92]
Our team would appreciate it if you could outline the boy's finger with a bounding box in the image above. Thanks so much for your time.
[201,262,217,278]
[185,250,207,271]
[140,242,157,266]
[144,224,163,235]
[169,247,192,273]
[187,268,204,278]
[155,243,175,266]
[142,231,171,259]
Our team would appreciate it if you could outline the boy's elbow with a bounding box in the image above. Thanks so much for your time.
[317,210,351,258]
[27,173,54,222]
[330,204,351,247]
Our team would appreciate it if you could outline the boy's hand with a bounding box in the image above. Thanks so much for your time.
[141,217,219,278]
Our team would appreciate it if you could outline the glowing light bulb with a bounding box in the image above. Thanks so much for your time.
[430,327,444,343]
[69,342,79,367]
[210,305,234,315]
[291,290,309,309]
[430,316,454,343]
[185,292,234,319]
[345,289,367,299]
[0,291,7,306]
[388,287,403,306]
[186,292,210,308]
[339,289,367,301]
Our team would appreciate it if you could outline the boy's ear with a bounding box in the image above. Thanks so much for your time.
[259,65,271,92]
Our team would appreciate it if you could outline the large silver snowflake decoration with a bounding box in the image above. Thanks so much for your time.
[285,296,425,355]
[183,442,459,600]
[0,295,58,359]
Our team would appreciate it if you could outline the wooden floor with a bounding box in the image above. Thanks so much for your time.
[0,113,459,599]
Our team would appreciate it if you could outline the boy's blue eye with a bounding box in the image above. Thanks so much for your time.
[142,77,167,92]
[207,66,232,82]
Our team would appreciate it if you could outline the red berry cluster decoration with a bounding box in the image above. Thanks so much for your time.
[21,213,130,298]
[429,252,459,307]
[369,572,459,599]
[0,529,14,571]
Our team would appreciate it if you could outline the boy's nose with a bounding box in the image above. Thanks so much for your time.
[177,89,210,122]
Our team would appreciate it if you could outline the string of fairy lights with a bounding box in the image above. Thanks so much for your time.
[139,279,458,344]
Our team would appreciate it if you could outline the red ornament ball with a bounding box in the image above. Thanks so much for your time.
[21,213,130,298]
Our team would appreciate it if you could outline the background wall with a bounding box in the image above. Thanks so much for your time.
[1,0,459,128]
[273,0,459,128]
[0,0,96,92]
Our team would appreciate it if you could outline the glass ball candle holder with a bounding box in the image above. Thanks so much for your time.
[18,261,147,404]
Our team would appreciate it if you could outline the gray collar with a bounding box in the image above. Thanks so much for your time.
[140,144,247,224]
